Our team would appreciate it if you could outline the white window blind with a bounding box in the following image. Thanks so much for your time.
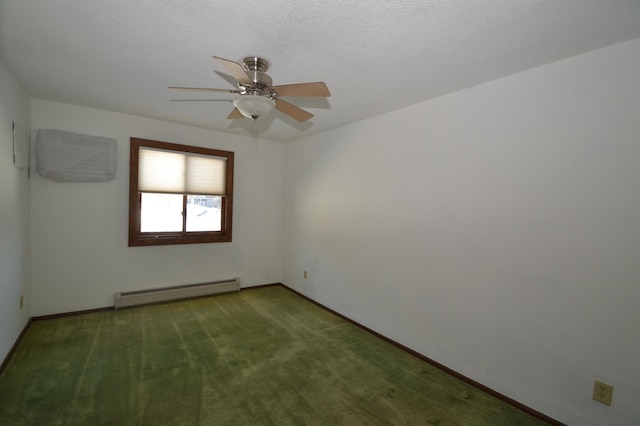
[138,147,227,195]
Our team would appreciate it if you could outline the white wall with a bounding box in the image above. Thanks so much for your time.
[0,61,31,362]
[282,38,640,425]
[30,100,284,316]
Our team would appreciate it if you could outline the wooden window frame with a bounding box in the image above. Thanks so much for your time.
[128,137,234,246]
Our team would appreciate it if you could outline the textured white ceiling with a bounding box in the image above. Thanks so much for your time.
[1,0,640,142]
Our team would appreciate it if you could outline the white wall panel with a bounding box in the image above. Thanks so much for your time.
[282,38,640,425]
[30,101,284,315]
[0,61,31,362]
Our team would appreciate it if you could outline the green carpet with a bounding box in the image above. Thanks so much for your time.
[0,286,546,425]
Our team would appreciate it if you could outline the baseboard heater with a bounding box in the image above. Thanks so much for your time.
[114,278,240,310]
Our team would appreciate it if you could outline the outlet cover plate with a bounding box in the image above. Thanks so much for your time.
[593,380,613,406]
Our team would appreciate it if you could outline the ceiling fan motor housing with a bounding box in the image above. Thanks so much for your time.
[242,57,273,93]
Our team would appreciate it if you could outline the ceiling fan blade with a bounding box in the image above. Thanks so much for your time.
[170,99,232,102]
[273,82,330,97]
[169,86,242,94]
[275,99,313,122]
[213,56,253,86]
[227,108,244,120]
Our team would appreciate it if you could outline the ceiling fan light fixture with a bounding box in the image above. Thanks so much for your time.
[233,95,275,120]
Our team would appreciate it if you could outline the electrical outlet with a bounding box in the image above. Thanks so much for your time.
[304,271,308,279]
[593,380,613,406]
[20,296,23,309]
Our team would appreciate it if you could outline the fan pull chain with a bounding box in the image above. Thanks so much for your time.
[252,119,258,152]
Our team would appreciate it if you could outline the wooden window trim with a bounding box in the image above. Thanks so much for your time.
[128,137,234,246]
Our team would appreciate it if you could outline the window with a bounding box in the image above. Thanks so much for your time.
[129,138,234,246]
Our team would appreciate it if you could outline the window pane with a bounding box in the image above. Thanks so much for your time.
[186,156,227,195]
[140,193,183,232]
[139,147,227,195]
[139,148,186,193]
[186,195,221,232]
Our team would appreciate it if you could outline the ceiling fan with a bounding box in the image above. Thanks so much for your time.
[170,56,330,122]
